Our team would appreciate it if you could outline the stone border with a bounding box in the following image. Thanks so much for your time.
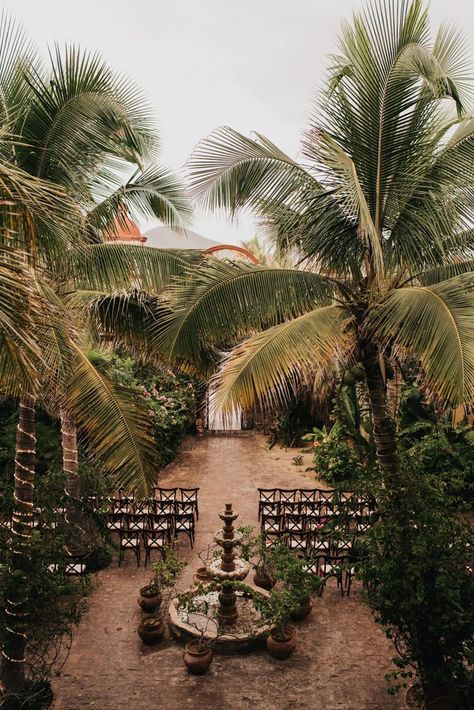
[168,583,271,655]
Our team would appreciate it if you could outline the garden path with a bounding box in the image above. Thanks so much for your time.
[52,433,404,710]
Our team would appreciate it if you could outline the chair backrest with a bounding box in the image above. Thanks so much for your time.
[282,514,306,532]
[258,488,279,502]
[284,530,312,552]
[127,514,148,531]
[318,489,335,503]
[260,501,280,516]
[174,513,195,532]
[175,501,196,516]
[300,489,318,502]
[300,500,320,515]
[150,514,171,532]
[119,528,139,543]
[180,488,199,503]
[157,488,178,502]
[261,514,282,533]
[279,489,298,503]
[309,535,331,556]
[154,500,174,514]
[280,500,301,515]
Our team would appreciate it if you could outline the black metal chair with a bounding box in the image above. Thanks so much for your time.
[143,529,167,567]
[257,488,279,520]
[174,513,195,547]
[180,488,200,519]
[118,530,141,566]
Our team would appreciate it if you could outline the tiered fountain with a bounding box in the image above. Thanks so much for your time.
[206,502,250,583]
[169,502,270,653]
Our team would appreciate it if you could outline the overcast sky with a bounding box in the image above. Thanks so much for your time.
[7,0,474,245]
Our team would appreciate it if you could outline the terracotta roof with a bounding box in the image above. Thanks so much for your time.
[105,215,147,244]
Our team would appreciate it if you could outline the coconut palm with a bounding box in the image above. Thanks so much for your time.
[0,15,191,694]
[155,0,474,486]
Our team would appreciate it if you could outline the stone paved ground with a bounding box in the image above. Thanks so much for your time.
[52,434,404,710]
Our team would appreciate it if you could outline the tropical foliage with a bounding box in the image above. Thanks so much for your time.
[151,0,474,490]
[94,353,196,469]
[360,462,474,706]
[0,11,191,697]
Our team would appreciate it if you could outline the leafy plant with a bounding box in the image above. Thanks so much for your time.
[359,463,474,706]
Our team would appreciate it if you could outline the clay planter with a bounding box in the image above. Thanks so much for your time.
[266,626,296,660]
[138,585,162,613]
[193,567,213,586]
[253,569,275,591]
[183,639,214,674]
[290,597,312,621]
[137,616,165,645]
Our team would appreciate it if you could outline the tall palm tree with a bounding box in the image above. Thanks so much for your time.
[0,14,191,695]
[154,0,474,486]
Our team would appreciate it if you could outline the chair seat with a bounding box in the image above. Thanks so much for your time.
[121,538,140,547]
[147,536,166,547]
[65,563,87,576]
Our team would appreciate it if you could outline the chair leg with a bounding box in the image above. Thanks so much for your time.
[118,548,123,567]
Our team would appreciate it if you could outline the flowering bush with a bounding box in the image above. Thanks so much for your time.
[107,355,196,468]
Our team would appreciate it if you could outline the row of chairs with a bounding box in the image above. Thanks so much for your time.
[264,530,360,596]
[109,511,196,567]
[104,486,199,511]
[257,487,374,519]
[261,512,372,536]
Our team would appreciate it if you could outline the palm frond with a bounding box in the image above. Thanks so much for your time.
[211,305,353,413]
[156,259,334,369]
[70,243,190,293]
[0,247,41,397]
[65,342,157,497]
[188,125,317,211]
[370,273,474,404]
[86,166,192,236]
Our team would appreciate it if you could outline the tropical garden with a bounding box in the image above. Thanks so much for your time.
[0,1,473,708]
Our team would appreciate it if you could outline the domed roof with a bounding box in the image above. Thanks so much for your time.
[105,214,147,243]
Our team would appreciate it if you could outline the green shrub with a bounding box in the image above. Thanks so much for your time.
[360,462,474,706]
[399,424,474,509]
[84,546,112,572]
[103,354,196,468]
[313,435,368,486]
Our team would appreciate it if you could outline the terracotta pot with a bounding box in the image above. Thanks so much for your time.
[183,640,214,674]
[138,585,162,613]
[137,616,165,645]
[266,626,296,659]
[253,569,275,591]
[193,567,213,586]
[290,597,312,621]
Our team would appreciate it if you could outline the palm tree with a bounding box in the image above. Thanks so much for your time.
[0,15,191,695]
[154,0,474,486]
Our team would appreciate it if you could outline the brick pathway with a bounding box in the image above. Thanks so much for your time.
[52,434,404,710]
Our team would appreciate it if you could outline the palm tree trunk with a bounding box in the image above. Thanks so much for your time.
[1,396,36,696]
[361,341,399,484]
[60,409,79,500]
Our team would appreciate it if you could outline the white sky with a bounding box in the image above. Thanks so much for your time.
[7,0,474,245]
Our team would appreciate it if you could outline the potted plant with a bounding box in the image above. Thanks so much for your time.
[137,546,185,645]
[268,541,322,620]
[254,585,300,659]
[193,543,218,586]
[243,532,276,590]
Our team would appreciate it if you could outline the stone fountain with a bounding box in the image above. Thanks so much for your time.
[169,502,270,653]
[206,502,250,583]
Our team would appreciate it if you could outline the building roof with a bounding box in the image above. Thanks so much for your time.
[144,226,220,250]
[106,215,147,243]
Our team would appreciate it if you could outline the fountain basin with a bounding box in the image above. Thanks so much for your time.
[214,529,243,546]
[206,556,250,581]
[169,583,270,654]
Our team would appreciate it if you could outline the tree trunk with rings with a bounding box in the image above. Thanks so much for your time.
[1,395,36,696]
